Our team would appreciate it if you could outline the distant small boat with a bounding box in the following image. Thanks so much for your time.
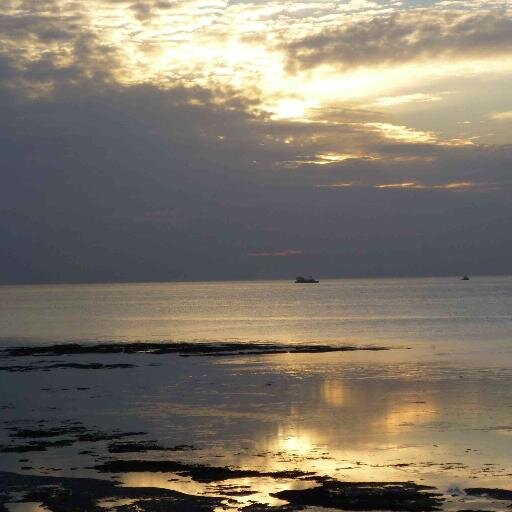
[295,276,319,283]
[461,275,470,280]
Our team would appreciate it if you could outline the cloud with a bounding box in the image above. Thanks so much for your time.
[248,249,304,257]
[372,93,443,108]
[284,9,512,71]
[364,123,438,143]
[374,181,479,190]
[0,4,122,97]
[318,181,484,191]
[489,110,512,121]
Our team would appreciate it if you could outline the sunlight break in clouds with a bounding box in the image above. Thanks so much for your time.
[374,182,477,190]
[489,111,512,121]
[372,93,443,108]
[365,123,437,144]
[2,0,511,161]
[2,1,512,146]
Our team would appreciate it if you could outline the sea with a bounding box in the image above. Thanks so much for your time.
[1,276,512,510]
[1,275,511,350]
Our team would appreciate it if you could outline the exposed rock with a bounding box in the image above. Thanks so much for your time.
[108,441,196,453]
[465,487,512,501]
[94,459,312,483]
[0,363,136,372]
[0,471,221,512]
[272,480,443,511]
[3,342,388,359]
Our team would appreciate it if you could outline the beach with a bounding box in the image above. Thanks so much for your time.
[1,277,512,511]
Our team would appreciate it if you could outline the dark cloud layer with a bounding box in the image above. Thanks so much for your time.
[285,9,512,71]
[2,79,511,283]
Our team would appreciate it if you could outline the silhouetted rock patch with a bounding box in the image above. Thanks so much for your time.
[0,363,136,372]
[465,487,512,501]
[3,341,388,358]
[94,459,312,483]
[1,422,148,453]
[240,506,294,511]
[10,426,86,438]
[0,471,221,512]
[0,439,75,453]
[77,431,146,442]
[108,441,196,453]
[272,480,443,511]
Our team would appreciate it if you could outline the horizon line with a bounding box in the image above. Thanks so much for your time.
[0,273,510,287]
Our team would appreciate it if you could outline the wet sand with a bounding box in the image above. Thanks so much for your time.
[1,342,512,511]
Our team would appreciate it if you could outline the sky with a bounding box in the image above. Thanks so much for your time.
[1,0,511,283]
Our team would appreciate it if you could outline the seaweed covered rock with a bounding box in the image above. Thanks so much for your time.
[272,480,443,511]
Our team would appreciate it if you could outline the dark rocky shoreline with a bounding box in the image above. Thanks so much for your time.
[0,471,222,512]
[0,470,449,512]
[2,341,389,359]
[3,467,512,512]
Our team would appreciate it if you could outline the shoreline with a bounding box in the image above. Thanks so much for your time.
[1,346,512,510]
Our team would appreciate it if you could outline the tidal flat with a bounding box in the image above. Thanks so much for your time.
[2,341,512,511]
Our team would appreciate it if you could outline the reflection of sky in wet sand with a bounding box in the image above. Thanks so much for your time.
[97,498,136,509]
[2,347,512,509]
[241,356,512,485]
[120,473,312,509]
[6,504,48,512]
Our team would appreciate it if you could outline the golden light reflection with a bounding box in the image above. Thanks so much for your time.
[5,504,49,512]
[277,429,314,455]
[121,472,312,510]
[365,123,437,143]
[116,366,499,506]
[489,111,512,121]
[97,498,137,509]
[375,181,477,190]
[278,153,377,168]
[317,182,355,188]
[375,182,419,189]
[313,153,367,164]
[380,401,439,431]
[322,379,349,407]
[372,93,443,108]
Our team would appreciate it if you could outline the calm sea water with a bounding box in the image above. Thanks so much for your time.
[2,276,512,508]
[0,276,511,350]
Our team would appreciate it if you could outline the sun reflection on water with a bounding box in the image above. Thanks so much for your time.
[278,431,314,455]
[322,379,349,407]
[120,472,313,510]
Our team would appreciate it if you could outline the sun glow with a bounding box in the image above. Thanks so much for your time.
[6,0,512,138]
[280,434,313,454]
[270,99,309,120]
[275,426,315,455]
[365,123,437,143]
[57,0,507,118]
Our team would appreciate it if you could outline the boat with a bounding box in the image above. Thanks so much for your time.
[295,276,319,283]
[461,275,470,280]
